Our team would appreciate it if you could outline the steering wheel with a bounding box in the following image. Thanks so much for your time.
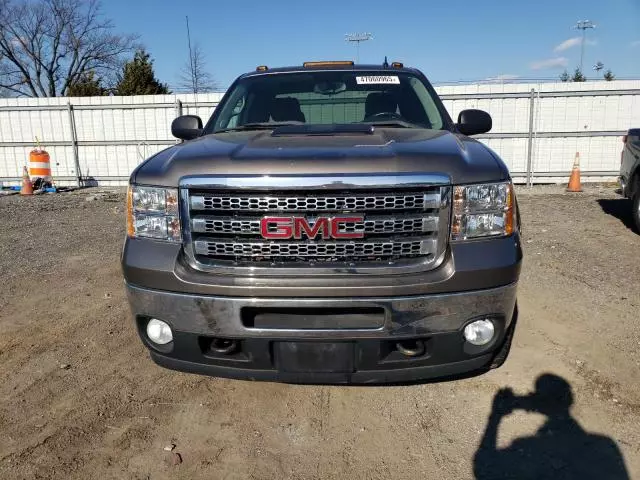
[363,111,404,122]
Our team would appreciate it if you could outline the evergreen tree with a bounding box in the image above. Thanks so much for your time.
[115,50,170,95]
[571,67,586,82]
[559,70,570,82]
[67,71,106,97]
[603,70,615,81]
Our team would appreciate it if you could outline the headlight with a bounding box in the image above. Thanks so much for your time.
[451,182,516,240]
[127,186,181,242]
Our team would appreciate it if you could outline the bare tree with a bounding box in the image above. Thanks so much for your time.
[177,43,218,94]
[0,0,138,97]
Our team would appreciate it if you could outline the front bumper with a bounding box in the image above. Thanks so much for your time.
[619,176,627,197]
[126,282,518,384]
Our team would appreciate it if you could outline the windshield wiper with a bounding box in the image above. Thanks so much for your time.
[215,121,304,133]
[366,120,425,129]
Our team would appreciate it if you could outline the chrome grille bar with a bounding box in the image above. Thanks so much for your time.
[180,174,450,190]
[191,214,439,235]
[194,238,437,258]
[190,191,440,212]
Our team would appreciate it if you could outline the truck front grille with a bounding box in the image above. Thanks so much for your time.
[182,180,451,275]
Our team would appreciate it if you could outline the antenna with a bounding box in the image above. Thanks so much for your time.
[574,20,596,73]
[186,16,196,94]
[345,33,373,63]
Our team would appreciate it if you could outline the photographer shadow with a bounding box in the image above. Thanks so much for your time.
[474,374,629,479]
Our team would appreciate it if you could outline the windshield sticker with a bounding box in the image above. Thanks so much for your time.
[356,76,400,85]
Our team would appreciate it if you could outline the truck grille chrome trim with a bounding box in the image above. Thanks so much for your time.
[191,214,438,235]
[194,238,435,258]
[191,192,432,212]
[179,174,451,276]
[180,173,450,190]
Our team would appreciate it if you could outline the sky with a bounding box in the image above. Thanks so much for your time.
[101,0,640,90]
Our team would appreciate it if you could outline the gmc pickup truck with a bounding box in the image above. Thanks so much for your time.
[620,128,640,232]
[122,61,522,384]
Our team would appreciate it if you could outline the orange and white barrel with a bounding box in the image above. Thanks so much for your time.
[29,149,51,179]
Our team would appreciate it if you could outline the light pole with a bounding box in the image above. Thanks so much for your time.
[574,20,595,73]
[345,33,373,63]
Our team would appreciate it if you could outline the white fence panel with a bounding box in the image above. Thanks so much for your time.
[0,145,76,179]
[441,96,532,134]
[482,138,529,174]
[533,136,622,173]
[0,106,70,143]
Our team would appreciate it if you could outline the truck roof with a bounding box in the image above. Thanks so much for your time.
[239,63,421,79]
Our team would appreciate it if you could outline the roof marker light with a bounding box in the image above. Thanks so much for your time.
[303,61,354,68]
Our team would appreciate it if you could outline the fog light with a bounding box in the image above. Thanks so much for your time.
[463,319,495,346]
[146,319,173,345]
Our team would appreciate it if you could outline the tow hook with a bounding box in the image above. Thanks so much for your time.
[210,338,238,355]
[396,339,426,357]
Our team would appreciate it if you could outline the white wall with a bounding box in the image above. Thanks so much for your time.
[1,82,639,186]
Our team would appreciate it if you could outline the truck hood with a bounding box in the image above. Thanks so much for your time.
[133,128,508,187]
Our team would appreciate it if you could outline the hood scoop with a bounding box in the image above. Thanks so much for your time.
[271,123,375,137]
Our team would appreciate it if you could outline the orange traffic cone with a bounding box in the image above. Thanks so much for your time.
[567,152,582,192]
[20,166,33,195]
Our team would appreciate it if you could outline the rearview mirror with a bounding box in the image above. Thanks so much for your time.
[456,109,492,136]
[171,115,203,140]
[313,81,347,95]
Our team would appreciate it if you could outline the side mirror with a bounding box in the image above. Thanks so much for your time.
[456,109,492,136]
[171,115,203,140]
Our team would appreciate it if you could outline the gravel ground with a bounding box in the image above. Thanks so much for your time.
[0,185,639,480]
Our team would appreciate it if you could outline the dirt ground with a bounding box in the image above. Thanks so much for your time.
[1,185,639,480]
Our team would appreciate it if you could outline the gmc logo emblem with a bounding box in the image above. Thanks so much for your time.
[260,216,365,240]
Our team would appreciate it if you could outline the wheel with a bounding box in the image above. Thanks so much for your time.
[633,190,640,233]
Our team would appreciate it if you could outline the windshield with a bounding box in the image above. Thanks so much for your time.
[206,71,448,133]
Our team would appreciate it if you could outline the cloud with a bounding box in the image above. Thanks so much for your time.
[554,37,581,52]
[530,57,568,70]
[484,74,520,82]
[554,37,597,52]
[631,40,640,47]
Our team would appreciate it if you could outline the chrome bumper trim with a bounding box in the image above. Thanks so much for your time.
[179,173,451,190]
